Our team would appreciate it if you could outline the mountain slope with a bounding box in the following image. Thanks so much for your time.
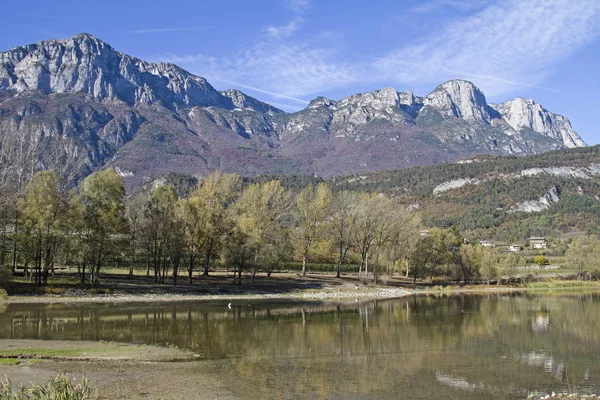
[337,146,600,241]
[0,34,587,190]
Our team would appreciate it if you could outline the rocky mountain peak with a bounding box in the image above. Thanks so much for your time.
[0,33,229,108]
[308,96,335,110]
[220,89,282,114]
[336,87,400,111]
[492,97,586,148]
[424,79,491,123]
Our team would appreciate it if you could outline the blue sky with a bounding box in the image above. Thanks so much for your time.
[1,0,600,144]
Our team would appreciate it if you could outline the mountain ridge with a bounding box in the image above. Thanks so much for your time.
[0,33,587,190]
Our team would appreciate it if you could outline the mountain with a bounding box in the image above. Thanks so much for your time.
[337,146,600,241]
[0,34,586,190]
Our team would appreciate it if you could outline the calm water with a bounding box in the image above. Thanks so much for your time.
[1,293,599,399]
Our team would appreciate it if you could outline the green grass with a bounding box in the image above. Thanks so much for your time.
[0,374,91,399]
[0,348,84,358]
[0,358,19,365]
[526,279,600,289]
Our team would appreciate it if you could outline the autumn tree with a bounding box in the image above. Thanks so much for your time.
[18,171,72,284]
[143,185,177,284]
[189,171,241,277]
[567,235,600,280]
[380,210,420,278]
[233,180,290,281]
[80,169,126,284]
[292,183,331,276]
[479,247,499,284]
[125,193,146,276]
[327,191,359,278]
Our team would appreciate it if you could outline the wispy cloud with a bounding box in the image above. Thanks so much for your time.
[215,79,309,104]
[126,26,212,34]
[162,41,366,98]
[156,0,600,107]
[409,0,492,14]
[263,17,303,39]
[287,0,311,13]
[375,0,600,97]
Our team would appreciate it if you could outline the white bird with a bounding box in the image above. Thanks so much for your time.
[228,303,232,309]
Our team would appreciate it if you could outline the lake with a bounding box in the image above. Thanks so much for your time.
[1,293,599,399]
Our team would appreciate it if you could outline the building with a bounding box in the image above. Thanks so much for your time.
[509,244,523,252]
[480,240,493,248]
[529,237,547,249]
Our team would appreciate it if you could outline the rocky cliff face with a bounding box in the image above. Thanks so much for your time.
[491,98,585,148]
[0,34,587,190]
[0,33,235,109]
[423,80,492,123]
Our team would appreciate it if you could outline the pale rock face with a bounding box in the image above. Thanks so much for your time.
[0,33,226,108]
[492,98,585,148]
[509,186,560,213]
[399,90,415,107]
[337,87,401,111]
[307,97,335,110]
[424,80,491,123]
[432,164,600,196]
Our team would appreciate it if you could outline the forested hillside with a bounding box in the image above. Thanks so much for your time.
[337,145,600,241]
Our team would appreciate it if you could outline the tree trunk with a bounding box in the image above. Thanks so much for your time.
[11,209,18,275]
[129,241,136,277]
[336,240,343,278]
[301,237,311,276]
[203,239,213,276]
[188,255,195,284]
[302,253,308,276]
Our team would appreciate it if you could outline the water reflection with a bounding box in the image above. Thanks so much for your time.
[1,293,599,399]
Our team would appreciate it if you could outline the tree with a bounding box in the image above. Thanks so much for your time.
[189,171,241,277]
[411,235,437,282]
[18,171,72,284]
[567,235,600,280]
[327,191,359,278]
[479,248,499,284]
[499,252,519,284]
[144,185,177,284]
[534,255,549,267]
[125,193,146,276]
[460,244,483,282]
[167,201,187,286]
[292,183,331,276]
[380,210,420,278]
[80,169,126,284]
[411,228,463,282]
[234,180,290,281]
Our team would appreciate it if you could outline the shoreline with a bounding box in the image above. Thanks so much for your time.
[2,284,599,304]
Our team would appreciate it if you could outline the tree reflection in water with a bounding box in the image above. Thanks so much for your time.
[1,293,598,399]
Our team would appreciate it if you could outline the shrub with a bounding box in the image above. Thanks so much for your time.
[0,374,91,399]
[535,255,549,267]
